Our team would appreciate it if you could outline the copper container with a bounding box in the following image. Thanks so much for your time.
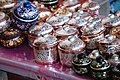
[33,34,58,64]
[58,35,86,67]
[47,14,70,29]
[0,27,24,48]
[90,56,110,79]
[110,26,120,39]
[0,12,10,33]
[28,23,53,47]
[62,0,80,12]
[38,7,52,23]
[112,64,120,80]
[81,22,105,50]
[109,54,120,67]
[72,53,92,75]
[98,34,120,56]
[0,0,16,14]
[88,50,101,60]
[54,24,79,41]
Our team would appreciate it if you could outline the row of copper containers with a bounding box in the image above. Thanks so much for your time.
[0,0,120,80]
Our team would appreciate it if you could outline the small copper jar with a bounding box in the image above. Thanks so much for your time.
[109,54,120,67]
[58,36,86,67]
[62,0,80,12]
[12,0,39,31]
[32,34,58,64]
[98,34,120,57]
[111,64,120,80]
[54,24,79,41]
[0,27,24,48]
[0,12,10,33]
[28,23,53,47]
[81,22,105,50]
[88,50,101,60]
[38,7,52,23]
[0,0,16,14]
[47,14,70,30]
[90,56,110,79]
[72,53,92,75]
[110,26,120,39]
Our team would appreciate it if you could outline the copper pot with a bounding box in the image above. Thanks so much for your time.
[98,34,120,58]
[81,22,105,50]
[28,23,53,47]
[32,34,58,64]
[0,12,10,33]
[58,35,86,67]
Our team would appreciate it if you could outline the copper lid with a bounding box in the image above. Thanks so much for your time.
[0,0,16,10]
[87,1,100,10]
[55,24,78,36]
[81,22,105,37]
[29,23,53,36]
[33,34,57,47]
[89,50,101,60]
[58,35,86,53]
[47,14,70,27]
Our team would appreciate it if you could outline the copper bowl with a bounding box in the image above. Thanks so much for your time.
[58,36,86,67]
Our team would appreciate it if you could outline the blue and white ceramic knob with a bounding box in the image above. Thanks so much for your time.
[12,0,39,31]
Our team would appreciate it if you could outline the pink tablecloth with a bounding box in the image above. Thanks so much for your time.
[0,44,94,80]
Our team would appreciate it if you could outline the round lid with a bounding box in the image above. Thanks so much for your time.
[68,18,87,27]
[110,54,120,63]
[0,0,15,9]
[81,22,105,36]
[90,56,110,70]
[33,34,57,47]
[13,0,38,21]
[89,50,101,60]
[99,34,120,45]
[110,17,120,27]
[72,53,92,66]
[55,25,78,36]
[1,27,21,40]
[29,23,53,36]
[0,12,5,21]
[47,14,70,26]
[59,35,85,52]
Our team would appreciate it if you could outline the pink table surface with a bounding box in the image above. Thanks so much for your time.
[0,43,94,80]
